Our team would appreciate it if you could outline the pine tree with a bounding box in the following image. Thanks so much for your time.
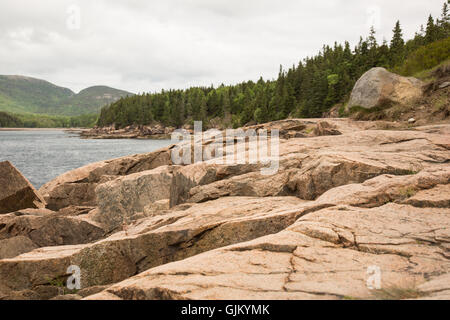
[367,26,379,67]
[368,26,378,49]
[390,20,405,67]
[443,1,449,21]
[378,39,390,68]
[439,1,450,37]
[425,15,437,44]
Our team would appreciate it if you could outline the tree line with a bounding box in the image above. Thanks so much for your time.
[0,111,98,128]
[97,1,450,129]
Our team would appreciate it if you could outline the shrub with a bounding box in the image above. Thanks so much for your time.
[398,37,450,76]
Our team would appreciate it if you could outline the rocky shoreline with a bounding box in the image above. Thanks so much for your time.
[80,124,176,140]
[1,117,449,300]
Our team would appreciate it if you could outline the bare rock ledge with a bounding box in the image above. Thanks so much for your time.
[0,119,449,300]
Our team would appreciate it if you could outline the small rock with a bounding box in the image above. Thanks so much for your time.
[439,82,450,89]
[313,121,342,136]
[33,286,65,300]
[77,285,111,298]
[50,294,82,300]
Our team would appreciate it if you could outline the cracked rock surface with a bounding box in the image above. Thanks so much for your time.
[0,119,449,300]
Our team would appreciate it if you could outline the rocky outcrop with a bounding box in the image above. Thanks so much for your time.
[1,119,449,300]
[0,197,307,294]
[40,119,358,213]
[0,161,46,214]
[86,166,450,300]
[93,166,175,231]
[80,124,175,140]
[89,202,449,300]
[0,237,37,260]
[313,121,342,136]
[38,147,172,210]
[348,67,423,109]
[0,206,105,259]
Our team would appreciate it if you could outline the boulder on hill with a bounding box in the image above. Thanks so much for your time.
[0,161,46,214]
[348,67,423,109]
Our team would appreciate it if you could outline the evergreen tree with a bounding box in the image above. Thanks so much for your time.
[368,26,378,49]
[425,15,439,44]
[438,1,450,37]
[390,20,405,67]
[378,39,390,68]
[367,26,379,67]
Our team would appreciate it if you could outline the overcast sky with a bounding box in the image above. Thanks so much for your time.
[0,0,444,93]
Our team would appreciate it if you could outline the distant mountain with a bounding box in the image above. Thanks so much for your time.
[0,75,133,116]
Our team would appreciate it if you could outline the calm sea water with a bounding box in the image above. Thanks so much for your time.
[0,130,172,189]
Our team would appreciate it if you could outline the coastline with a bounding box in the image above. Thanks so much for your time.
[0,128,89,131]
[1,118,449,300]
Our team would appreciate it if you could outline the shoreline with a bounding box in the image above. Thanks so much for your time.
[0,128,89,131]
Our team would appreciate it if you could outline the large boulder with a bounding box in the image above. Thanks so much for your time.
[0,161,46,214]
[348,67,423,109]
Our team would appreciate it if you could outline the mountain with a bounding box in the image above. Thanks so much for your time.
[0,75,133,116]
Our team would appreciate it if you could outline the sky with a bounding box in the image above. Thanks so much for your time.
[0,0,445,94]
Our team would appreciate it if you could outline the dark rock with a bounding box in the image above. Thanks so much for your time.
[0,161,46,214]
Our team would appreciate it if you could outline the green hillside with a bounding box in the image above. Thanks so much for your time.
[0,76,74,114]
[0,76,133,116]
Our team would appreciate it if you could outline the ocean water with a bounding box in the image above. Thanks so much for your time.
[0,130,172,189]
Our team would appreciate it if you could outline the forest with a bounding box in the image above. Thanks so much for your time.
[96,2,449,129]
[0,111,98,128]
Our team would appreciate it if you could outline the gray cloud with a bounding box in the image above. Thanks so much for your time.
[0,0,444,93]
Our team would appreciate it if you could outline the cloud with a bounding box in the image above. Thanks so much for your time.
[0,0,444,93]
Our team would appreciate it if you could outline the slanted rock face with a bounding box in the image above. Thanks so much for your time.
[348,67,423,109]
[93,166,175,231]
[0,161,46,214]
[0,207,105,258]
[39,148,172,210]
[0,197,308,293]
[85,168,450,301]
[0,236,38,260]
